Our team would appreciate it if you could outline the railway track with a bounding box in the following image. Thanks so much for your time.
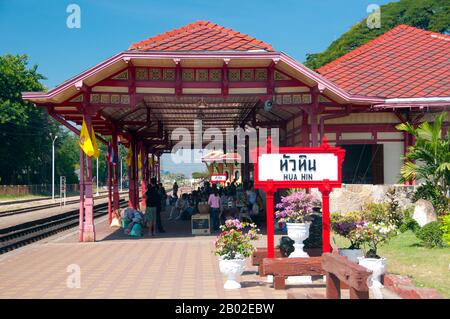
[0,192,125,218]
[0,190,115,207]
[0,199,128,254]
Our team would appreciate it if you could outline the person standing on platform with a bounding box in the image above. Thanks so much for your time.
[155,179,166,233]
[208,189,221,232]
[145,179,159,236]
[158,182,167,211]
[172,181,179,198]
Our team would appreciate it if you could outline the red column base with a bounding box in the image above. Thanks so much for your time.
[82,231,95,242]
[82,223,95,242]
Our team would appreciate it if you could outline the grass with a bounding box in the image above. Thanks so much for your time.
[332,231,450,298]
[0,194,47,201]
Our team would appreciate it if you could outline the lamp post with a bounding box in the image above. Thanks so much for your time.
[96,157,99,196]
[50,133,58,201]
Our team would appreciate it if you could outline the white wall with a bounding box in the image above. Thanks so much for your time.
[381,142,404,184]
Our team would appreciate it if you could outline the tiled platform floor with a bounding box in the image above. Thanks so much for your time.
[0,207,330,299]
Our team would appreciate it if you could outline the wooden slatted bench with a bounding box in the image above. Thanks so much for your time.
[252,247,322,276]
[287,253,372,299]
[322,253,371,299]
[262,257,325,289]
[251,248,283,276]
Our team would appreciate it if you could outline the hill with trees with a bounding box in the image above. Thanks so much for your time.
[305,0,450,69]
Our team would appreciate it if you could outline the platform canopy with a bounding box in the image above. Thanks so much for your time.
[22,21,390,150]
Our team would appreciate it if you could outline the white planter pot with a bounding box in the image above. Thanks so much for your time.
[286,222,310,258]
[219,258,246,289]
[358,257,386,289]
[338,249,364,263]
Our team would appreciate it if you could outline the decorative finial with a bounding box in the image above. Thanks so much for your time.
[321,135,329,148]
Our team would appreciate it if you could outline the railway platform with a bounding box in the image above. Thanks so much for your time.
[0,208,332,299]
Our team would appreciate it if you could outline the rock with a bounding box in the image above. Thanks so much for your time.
[413,199,437,227]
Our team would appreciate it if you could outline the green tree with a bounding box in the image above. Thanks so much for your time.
[56,131,80,184]
[0,54,56,184]
[0,54,82,187]
[396,112,450,214]
[305,0,450,69]
[192,170,209,179]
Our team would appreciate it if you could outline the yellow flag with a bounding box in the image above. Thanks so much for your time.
[79,119,94,157]
[138,152,142,169]
[92,127,100,159]
[125,147,132,167]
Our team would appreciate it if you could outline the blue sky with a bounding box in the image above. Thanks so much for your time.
[0,0,394,89]
[0,0,395,175]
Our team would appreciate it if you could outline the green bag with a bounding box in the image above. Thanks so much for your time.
[130,223,143,237]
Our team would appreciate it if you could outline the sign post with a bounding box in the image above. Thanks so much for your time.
[253,136,345,258]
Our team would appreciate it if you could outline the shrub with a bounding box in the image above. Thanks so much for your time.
[440,215,450,245]
[279,236,294,257]
[362,202,404,227]
[399,216,420,234]
[275,191,320,223]
[331,211,364,249]
[350,221,397,258]
[416,221,444,248]
[304,212,322,249]
[213,219,259,260]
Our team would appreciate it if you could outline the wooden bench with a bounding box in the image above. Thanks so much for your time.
[251,248,283,276]
[287,253,371,299]
[251,247,322,276]
[322,253,371,299]
[262,257,325,289]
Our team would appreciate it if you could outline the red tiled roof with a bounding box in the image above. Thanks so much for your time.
[129,20,274,52]
[317,25,450,98]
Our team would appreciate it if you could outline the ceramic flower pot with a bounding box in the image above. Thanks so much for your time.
[286,222,310,258]
[219,258,246,289]
[358,257,386,288]
[338,248,364,263]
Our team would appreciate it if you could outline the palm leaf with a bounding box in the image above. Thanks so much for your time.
[396,122,416,135]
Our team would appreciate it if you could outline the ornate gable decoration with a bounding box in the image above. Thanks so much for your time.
[112,70,129,80]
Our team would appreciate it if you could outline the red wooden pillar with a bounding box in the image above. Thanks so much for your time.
[145,150,150,184]
[83,114,95,242]
[265,188,275,258]
[112,131,120,213]
[264,136,275,258]
[311,89,319,147]
[320,186,331,253]
[107,158,112,224]
[128,135,137,209]
[134,139,140,209]
[302,111,310,147]
[140,143,147,209]
[79,148,85,242]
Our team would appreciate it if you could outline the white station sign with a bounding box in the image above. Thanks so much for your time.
[210,174,227,182]
[258,153,339,182]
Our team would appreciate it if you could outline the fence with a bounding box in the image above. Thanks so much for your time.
[0,184,80,197]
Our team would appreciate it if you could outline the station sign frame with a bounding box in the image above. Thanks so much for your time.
[251,136,346,257]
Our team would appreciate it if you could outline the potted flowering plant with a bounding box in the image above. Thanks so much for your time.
[331,212,365,262]
[275,191,319,257]
[213,219,259,289]
[351,221,397,288]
